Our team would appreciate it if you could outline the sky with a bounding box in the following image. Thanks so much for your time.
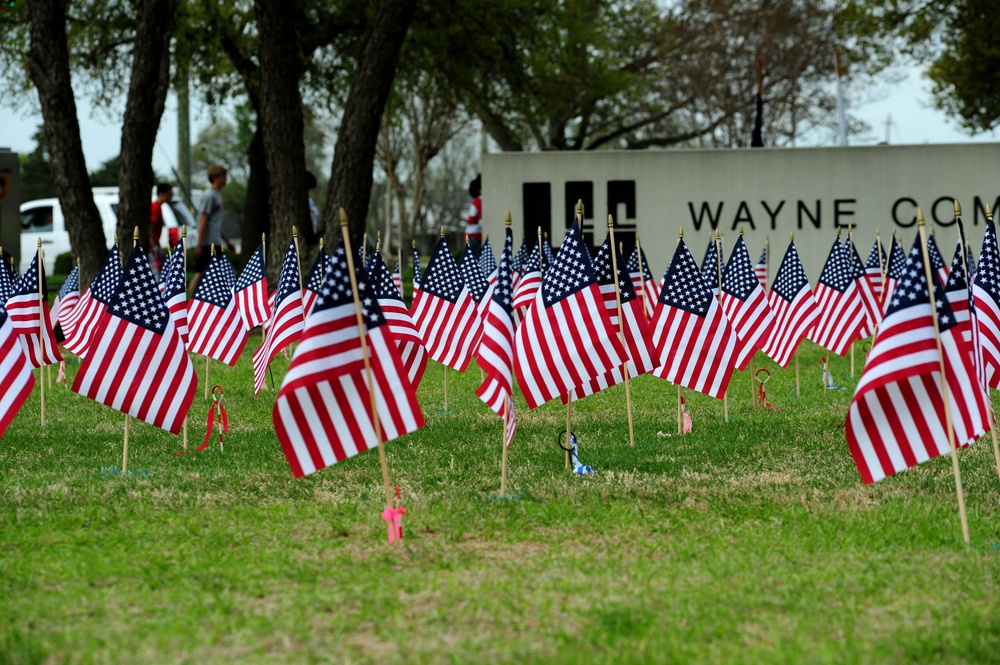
[1,64,997,180]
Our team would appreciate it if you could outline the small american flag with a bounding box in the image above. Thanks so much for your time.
[479,237,499,293]
[302,246,330,319]
[650,237,736,398]
[847,236,881,339]
[72,245,197,434]
[369,249,427,388]
[511,239,542,316]
[721,235,776,371]
[761,239,819,368]
[955,217,988,396]
[627,244,659,320]
[187,253,248,366]
[754,243,768,291]
[701,237,724,295]
[6,250,62,368]
[412,244,423,293]
[235,242,270,329]
[252,241,305,396]
[511,232,530,294]
[808,238,864,356]
[927,232,949,288]
[410,237,483,372]
[847,234,987,483]
[541,234,555,275]
[972,215,1000,389]
[865,239,886,303]
[475,226,517,447]
[0,305,34,438]
[0,258,16,304]
[52,265,80,326]
[882,235,908,315]
[62,246,123,358]
[513,221,627,410]
[160,238,189,346]
[568,232,655,400]
[460,242,495,326]
[273,239,424,478]
[391,258,404,298]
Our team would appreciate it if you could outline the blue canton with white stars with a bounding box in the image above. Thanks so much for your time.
[886,237,907,280]
[91,246,124,305]
[512,235,529,274]
[659,239,713,316]
[542,238,555,274]
[369,252,403,302]
[192,255,234,308]
[771,242,810,303]
[0,261,13,303]
[420,238,466,303]
[927,233,946,272]
[13,252,48,299]
[540,222,596,305]
[460,243,490,303]
[492,228,514,316]
[161,245,187,299]
[305,248,330,293]
[974,218,1000,300]
[235,243,265,292]
[312,241,386,330]
[219,252,236,287]
[521,240,542,278]
[110,246,170,334]
[59,265,80,299]
[722,236,758,301]
[479,238,498,276]
[817,239,853,294]
[593,233,636,302]
[865,240,886,271]
[627,246,654,281]
[412,248,422,287]
[888,236,957,334]
[273,241,301,307]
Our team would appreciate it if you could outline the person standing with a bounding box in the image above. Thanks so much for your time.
[190,164,236,292]
[466,174,483,256]
[149,182,173,277]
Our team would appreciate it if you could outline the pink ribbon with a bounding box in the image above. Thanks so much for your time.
[56,361,66,384]
[381,506,406,543]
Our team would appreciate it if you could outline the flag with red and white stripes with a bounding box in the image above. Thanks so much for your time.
[0,305,34,438]
[568,232,655,400]
[927,232,949,288]
[475,226,516,447]
[721,235,775,371]
[754,243,768,292]
[187,253,248,366]
[235,242,270,329]
[513,221,627,410]
[627,244,660,319]
[479,236,499,291]
[761,240,819,367]
[159,239,189,346]
[848,236,881,339]
[52,265,80,325]
[809,237,864,356]
[511,239,542,318]
[865,239,886,305]
[410,237,482,372]
[649,237,737,398]
[847,235,988,483]
[252,240,305,396]
[273,239,424,478]
[973,215,1000,389]
[369,249,427,388]
[391,258,404,298]
[6,250,62,368]
[61,246,123,358]
[302,246,330,319]
[460,241,495,328]
[881,235,907,315]
[72,245,196,434]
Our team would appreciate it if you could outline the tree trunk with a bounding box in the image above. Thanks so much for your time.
[322,0,417,250]
[25,0,107,284]
[117,0,175,252]
[255,0,311,279]
[241,126,271,277]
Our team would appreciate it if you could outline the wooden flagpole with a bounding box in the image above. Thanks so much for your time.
[715,230,728,420]
[749,229,756,405]
[849,225,856,377]
[340,209,396,522]
[181,226,189,450]
[676,228,684,433]
[635,233,650,319]
[206,243,214,399]
[500,395,510,495]
[122,227,140,473]
[36,238,45,426]
[917,208,970,545]
[958,202,1000,483]
[563,207,575,469]
[439,226,450,412]
[362,231,368,266]
[608,214,636,446]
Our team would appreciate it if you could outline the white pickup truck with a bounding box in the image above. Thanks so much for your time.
[18,186,200,275]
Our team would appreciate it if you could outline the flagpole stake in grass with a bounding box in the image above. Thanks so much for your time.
[37,237,45,426]
[917,207,970,545]
[608,213,636,447]
[715,230,729,421]
[340,208,396,524]
[181,227,189,450]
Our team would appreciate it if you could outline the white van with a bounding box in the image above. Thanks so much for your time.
[19,186,200,275]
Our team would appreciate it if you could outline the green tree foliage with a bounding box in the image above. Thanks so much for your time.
[18,127,56,202]
[837,0,1000,132]
[88,155,120,187]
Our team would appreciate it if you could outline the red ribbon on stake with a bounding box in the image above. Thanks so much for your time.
[198,385,228,452]
[755,369,779,410]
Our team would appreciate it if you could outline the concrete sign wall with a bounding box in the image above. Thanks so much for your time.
[481,143,1000,282]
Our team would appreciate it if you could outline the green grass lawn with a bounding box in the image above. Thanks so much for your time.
[1,341,998,664]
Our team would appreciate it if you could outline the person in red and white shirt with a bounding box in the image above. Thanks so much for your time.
[466,174,483,256]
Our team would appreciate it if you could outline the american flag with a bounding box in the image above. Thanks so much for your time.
[627,244,660,319]
[511,232,530,294]
[847,236,881,339]
[721,235,776,371]
[944,236,990,429]
[568,231,655,400]
[252,240,305,395]
[882,235,907,315]
[71,245,197,434]
[972,214,1000,389]
[187,253,248,366]
[700,237,720,291]
[369,249,427,388]
[0,305,34,438]
[479,237,499,290]
[927,232,949,287]
[410,237,482,372]
[412,243,422,293]
[475,226,517,447]
[541,234,555,275]
[808,238,864,356]
[62,246,123,358]
[0,257,15,304]
[459,241,495,326]
[761,239,819,367]
[650,237,737,398]
[235,241,270,329]
[513,221,627,410]
[391,257,404,298]
[955,217,988,396]
[511,239,542,315]
[847,234,988,483]
[754,243,768,291]
[160,239,189,346]
[272,239,425,478]
[865,239,887,303]
[302,246,330,318]
[59,286,90,349]
[52,265,80,326]
[220,250,236,286]
[6,250,62,368]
